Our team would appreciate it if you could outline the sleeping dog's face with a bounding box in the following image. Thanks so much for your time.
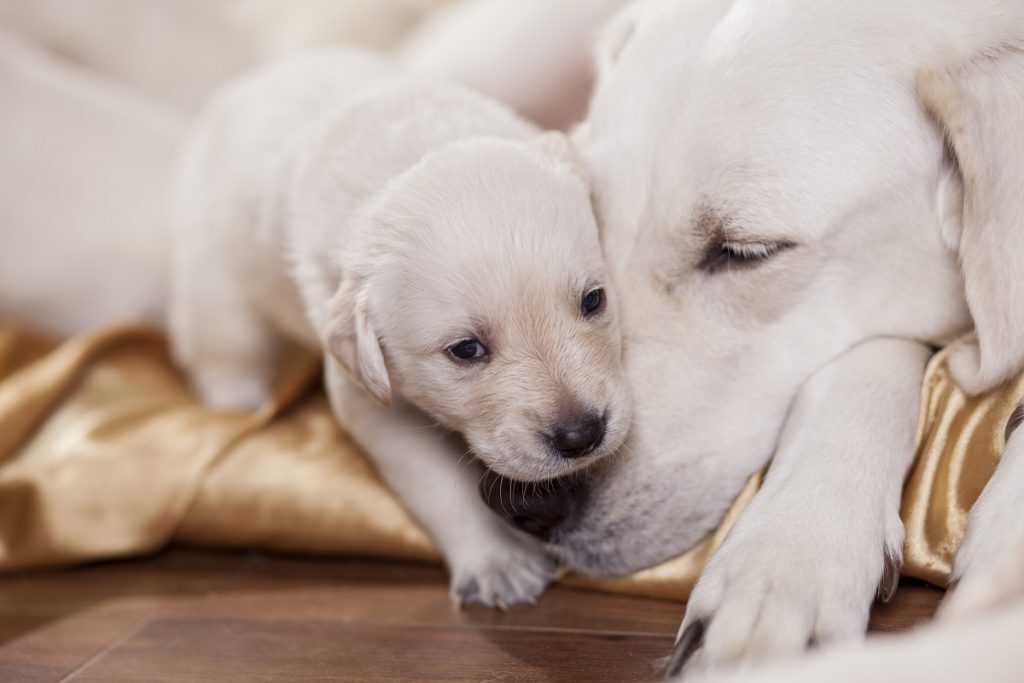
[506,0,1024,575]
[327,136,632,482]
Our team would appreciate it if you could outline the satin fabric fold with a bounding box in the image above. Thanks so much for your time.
[1,322,1020,600]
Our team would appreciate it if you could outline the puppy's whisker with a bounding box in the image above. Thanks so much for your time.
[500,476,513,518]
[508,478,518,517]
[487,469,500,504]
[455,447,477,474]
[506,478,516,517]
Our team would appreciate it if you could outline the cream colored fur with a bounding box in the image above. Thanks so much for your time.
[535,0,1024,676]
[398,0,627,130]
[168,48,631,607]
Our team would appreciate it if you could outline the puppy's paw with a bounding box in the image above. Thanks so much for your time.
[665,509,903,679]
[192,371,270,412]
[449,532,557,609]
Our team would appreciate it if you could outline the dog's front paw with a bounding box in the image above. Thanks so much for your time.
[448,531,557,609]
[665,510,902,679]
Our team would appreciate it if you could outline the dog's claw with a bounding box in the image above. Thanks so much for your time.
[664,619,706,678]
[455,578,480,608]
[877,548,901,603]
[1005,401,1024,442]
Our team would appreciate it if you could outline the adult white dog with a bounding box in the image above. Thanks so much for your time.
[169,49,632,608]
[480,0,1024,674]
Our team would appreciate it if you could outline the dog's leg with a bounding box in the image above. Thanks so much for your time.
[325,360,556,608]
[939,407,1024,620]
[667,338,931,678]
[672,596,1024,683]
[167,232,278,411]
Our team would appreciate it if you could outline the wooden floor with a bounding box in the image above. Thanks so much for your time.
[0,547,943,682]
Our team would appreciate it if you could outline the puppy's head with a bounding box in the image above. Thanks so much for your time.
[325,134,631,481]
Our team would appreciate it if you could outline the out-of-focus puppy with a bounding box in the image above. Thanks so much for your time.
[169,48,631,607]
[398,0,627,130]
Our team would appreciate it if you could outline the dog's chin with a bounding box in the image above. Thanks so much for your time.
[546,449,753,577]
[548,519,711,577]
[471,428,625,483]
[548,500,722,577]
[479,450,601,483]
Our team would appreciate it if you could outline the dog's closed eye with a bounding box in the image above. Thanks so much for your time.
[698,237,796,274]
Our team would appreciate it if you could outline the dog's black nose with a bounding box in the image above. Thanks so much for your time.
[479,470,580,541]
[548,411,606,458]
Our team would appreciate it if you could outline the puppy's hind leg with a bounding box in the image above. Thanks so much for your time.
[168,233,278,412]
[940,405,1024,619]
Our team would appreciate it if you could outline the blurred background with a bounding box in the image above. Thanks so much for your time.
[0,0,626,336]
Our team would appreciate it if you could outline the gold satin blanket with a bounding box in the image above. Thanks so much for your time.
[1,322,1021,600]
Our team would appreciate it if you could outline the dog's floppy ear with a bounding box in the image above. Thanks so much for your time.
[918,47,1024,394]
[323,276,392,406]
[532,131,588,184]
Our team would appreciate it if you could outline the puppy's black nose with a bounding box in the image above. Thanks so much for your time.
[479,470,580,541]
[548,411,606,458]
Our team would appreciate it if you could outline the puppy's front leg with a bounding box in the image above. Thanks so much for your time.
[324,360,556,608]
[668,338,931,678]
[940,408,1024,619]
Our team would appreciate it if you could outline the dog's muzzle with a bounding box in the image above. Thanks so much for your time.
[478,469,581,541]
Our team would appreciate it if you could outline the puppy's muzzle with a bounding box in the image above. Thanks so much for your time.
[478,469,581,541]
[545,410,607,458]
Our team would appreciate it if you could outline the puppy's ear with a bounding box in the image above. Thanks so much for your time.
[918,47,1024,394]
[532,131,588,185]
[593,1,641,79]
[323,278,392,406]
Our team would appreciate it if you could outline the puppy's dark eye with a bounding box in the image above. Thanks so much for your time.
[698,239,795,274]
[581,288,605,316]
[447,338,488,362]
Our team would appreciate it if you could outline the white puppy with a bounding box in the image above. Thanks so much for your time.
[168,48,632,607]
[398,0,627,130]
[476,0,1024,670]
